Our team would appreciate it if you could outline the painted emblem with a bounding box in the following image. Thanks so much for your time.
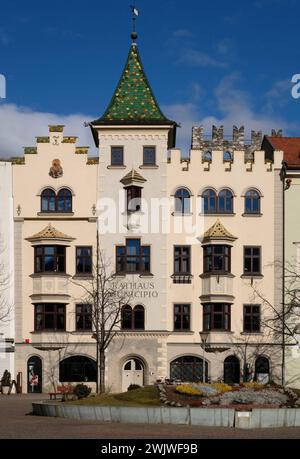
[49,159,63,179]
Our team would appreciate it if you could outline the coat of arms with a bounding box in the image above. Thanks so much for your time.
[49,159,63,179]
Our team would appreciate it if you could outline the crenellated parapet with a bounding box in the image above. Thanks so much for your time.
[192,125,266,154]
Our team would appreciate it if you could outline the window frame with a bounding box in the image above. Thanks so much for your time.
[116,239,151,275]
[34,304,66,332]
[203,245,231,275]
[245,189,261,215]
[111,146,124,167]
[76,304,92,331]
[174,246,191,275]
[174,188,191,215]
[203,304,231,332]
[76,246,93,276]
[244,246,262,276]
[243,304,261,333]
[40,188,73,213]
[174,304,191,332]
[34,245,66,274]
[121,305,145,331]
[143,146,156,166]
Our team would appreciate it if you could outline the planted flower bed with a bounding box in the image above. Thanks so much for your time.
[158,382,300,409]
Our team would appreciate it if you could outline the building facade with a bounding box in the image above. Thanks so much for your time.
[5,38,291,393]
[263,135,300,388]
[0,162,14,379]
[12,128,98,393]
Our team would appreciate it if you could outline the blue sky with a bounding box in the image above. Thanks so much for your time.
[0,0,300,156]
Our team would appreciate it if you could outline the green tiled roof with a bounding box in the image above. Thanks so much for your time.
[92,44,176,126]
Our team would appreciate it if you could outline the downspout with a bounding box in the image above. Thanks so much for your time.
[281,161,287,387]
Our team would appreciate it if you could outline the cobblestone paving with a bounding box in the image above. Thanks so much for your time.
[0,395,300,439]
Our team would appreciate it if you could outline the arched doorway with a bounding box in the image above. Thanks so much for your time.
[122,358,144,392]
[27,356,43,394]
[255,356,270,384]
[224,356,240,385]
[59,356,97,383]
[170,356,208,382]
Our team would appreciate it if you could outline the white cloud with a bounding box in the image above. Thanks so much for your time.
[0,103,96,158]
[176,48,227,68]
[163,73,291,150]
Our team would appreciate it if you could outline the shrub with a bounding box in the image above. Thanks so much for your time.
[242,382,265,391]
[1,370,11,387]
[73,384,92,400]
[212,383,232,394]
[127,384,141,392]
[176,385,203,397]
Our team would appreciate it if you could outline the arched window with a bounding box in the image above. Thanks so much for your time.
[41,188,73,213]
[57,188,72,213]
[224,356,240,385]
[59,356,97,383]
[218,189,234,214]
[121,305,145,330]
[224,151,233,162]
[245,189,261,214]
[41,189,56,212]
[203,189,217,214]
[203,151,212,162]
[255,356,270,383]
[170,356,208,383]
[175,188,191,214]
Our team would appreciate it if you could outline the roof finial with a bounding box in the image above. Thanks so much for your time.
[130,2,139,44]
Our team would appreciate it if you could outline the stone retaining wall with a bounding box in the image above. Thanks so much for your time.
[32,402,300,429]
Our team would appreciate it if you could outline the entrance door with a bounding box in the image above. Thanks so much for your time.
[224,356,240,385]
[27,356,43,394]
[122,359,144,392]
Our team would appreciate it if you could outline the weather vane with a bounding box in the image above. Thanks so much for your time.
[130,2,139,43]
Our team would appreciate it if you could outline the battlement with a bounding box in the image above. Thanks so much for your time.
[191,125,283,156]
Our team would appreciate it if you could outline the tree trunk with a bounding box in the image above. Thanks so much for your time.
[99,350,106,394]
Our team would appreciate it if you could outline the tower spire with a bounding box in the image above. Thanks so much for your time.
[130,2,139,43]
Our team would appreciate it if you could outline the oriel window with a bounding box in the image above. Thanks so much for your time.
[34,246,66,274]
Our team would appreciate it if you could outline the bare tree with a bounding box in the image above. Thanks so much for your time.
[73,244,130,394]
[0,243,12,325]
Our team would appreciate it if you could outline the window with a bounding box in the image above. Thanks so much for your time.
[244,305,261,333]
[34,304,66,331]
[143,146,156,166]
[203,189,233,214]
[60,356,97,383]
[111,147,124,166]
[121,305,145,330]
[245,190,261,214]
[203,304,231,331]
[224,151,233,162]
[116,239,151,274]
[170,356,208,383]
[244,247,261,276]
[174,304,191,331]
[218,189,234,214]
[175,188,191,214]
[76,247,92,275]
[174,246,191,275]
[57,189,72,213]
[34,246,66,274]
[204,245,231,274]
[76,304,92,331]
[203,151,212,162]
[41,189,56,212]
[41,188,72,213]
[126,186,142,212]
[203,189,217,214]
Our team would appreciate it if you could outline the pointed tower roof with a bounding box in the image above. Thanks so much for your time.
[203,219,237,243]
[120,169,147,187]
[26,224,75,242]
[91,43,177,147]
